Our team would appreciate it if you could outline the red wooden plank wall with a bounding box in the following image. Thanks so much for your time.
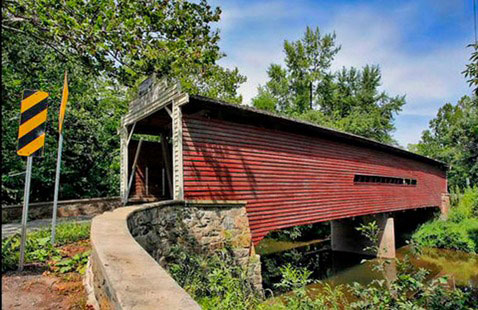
[182,115,447,244]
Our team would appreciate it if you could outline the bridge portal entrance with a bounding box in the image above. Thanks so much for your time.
[122,105,174,204]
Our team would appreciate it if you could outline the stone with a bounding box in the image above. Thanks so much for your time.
[126,200,264,293]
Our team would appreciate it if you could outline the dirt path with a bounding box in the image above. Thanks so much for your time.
[2,267,91,310]
[2,240,93,310]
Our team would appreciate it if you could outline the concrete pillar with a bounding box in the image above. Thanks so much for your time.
[119,125,128,199]
[377,216,395,259]
[440,193,450,220]
[331,214,396,259]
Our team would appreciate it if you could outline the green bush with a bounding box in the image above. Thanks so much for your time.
[167,245,260,310]
[412,219,478,253]
[412,186,478,254]
[450,186,478,222]
[350,222,475,310]
[349,262,473,310]
[166,224,475,309]
[261,264,347,310]
[1,222,90,272]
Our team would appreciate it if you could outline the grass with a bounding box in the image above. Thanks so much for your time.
[2,222,91,272]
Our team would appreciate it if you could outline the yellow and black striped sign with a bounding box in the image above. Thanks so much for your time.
[17,90,49,157]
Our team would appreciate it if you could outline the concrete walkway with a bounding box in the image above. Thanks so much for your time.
[2,216,93,239]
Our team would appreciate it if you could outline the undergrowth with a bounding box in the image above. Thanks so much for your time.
[2,222,91,273]
[165,221,475,309]
[412,186,478,253]
[167,244,261,310]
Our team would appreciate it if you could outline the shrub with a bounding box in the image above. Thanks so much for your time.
[450,186,478,222]
[412,219,477,253]
[350,222,475,310]
[349,266,473,310]
[412,186,478,254]
[167,245,260,310]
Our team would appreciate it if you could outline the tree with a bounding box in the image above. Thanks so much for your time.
[410,43,478,189]
[253,27,340,114]
[408,96,478,188]
[252,27,405,144]
[463,43,478,96]
[1,32,128,204]
[1,0,246,204]
[2,0,245,102]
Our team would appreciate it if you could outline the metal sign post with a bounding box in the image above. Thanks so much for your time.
[51,133,64,244]
[17,89,49,271]
[18,156,33,271]
[51,71,69,245]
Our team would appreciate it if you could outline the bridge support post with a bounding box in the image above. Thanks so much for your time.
[440,193,450,220]
[331,214,396,259]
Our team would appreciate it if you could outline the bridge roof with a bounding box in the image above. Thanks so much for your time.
[186,94,447,170]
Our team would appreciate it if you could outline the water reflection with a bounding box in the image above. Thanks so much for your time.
[258,238,478,294]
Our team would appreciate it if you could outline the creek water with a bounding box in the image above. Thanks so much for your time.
[257,238,478,297]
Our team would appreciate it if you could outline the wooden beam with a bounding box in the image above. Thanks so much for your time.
[160,133,173,198]
[164,106,173,118]
[123,139,143,205]
[127,122,136,145]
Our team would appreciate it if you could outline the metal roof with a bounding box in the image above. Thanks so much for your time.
[187,94,447,170]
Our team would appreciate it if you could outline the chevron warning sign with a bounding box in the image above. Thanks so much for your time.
[17,90,49,157]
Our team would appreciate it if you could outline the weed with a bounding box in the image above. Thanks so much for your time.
[1,222,90,272]
[50,251,91,274]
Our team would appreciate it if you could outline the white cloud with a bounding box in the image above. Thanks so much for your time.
[329,6,469,116]
[219,47,284,105]
[214,1,471,144]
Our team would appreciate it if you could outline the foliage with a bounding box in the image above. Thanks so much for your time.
[266,222,330,242]
[50,250,91,275]
[1,0,246,204]
[1,222,90,272]
[463,43,478,96]
[349,260,473,310]
[163,220,475,309]
[408,96,478,189]
[356,221,380,255]
[260,247,323,293]
[349,221,475,310]
[259,222,330,289]
[449,186,478,221]
[412,186,478,254]
[263,264,347,310]
[1,31,128,204]
[167,244,260,310]
[252,26,404,144]
[2,0,245,99]
[412,219,478,253]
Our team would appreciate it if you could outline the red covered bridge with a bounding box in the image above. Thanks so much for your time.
[120,79,449,246]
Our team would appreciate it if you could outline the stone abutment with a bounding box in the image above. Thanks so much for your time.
[87,200,262,309]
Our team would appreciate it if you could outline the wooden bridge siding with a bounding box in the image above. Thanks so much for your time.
[182,115,447,244]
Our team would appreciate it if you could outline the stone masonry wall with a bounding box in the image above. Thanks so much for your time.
[88,204,200,310]
[2,197,122,224]
[127,200,263,292]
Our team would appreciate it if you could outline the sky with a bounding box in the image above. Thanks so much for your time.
[209,0,474,147]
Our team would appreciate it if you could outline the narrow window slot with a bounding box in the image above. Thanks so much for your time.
[354,174,417,186]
